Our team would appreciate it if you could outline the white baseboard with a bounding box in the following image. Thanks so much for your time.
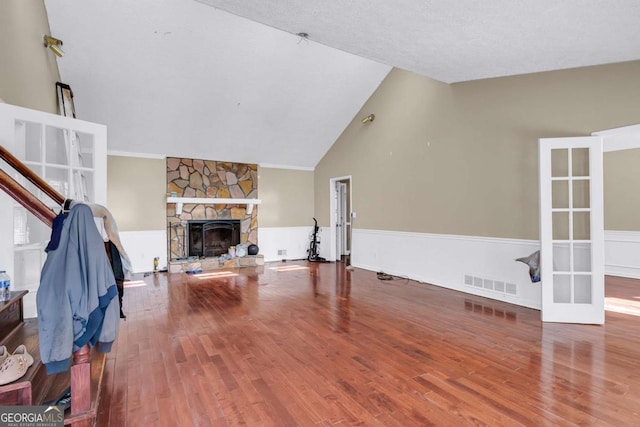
[119,230,167,274]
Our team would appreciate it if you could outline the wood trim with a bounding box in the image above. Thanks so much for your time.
[0,169,56,226]
[0,381,32,406]
[0,145,65,206]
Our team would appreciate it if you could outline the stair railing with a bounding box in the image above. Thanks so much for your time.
[0,146,65,206]
[0,144,94,427]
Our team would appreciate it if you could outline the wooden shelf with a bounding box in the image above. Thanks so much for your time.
[166,197,261,214]
[166,197,261,205]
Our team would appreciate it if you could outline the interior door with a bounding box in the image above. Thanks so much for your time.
[336,182,347,257]
[539,136,604,324]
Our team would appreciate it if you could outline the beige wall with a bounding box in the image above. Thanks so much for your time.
[315,61,640,239]
[6,1,636,238]
[107,156,166,231]
[604,149,640,231]
[0,1,60,112]
[259,167,314,227]
[106,158,314,231]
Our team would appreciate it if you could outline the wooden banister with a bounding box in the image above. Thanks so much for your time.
[0,145,65,205]
[0,169,56,226]
[0,146,93,426]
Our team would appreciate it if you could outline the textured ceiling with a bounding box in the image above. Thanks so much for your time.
[44,0,640,168]
[198,0,640,83]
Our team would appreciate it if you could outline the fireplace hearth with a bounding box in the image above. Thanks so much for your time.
[187,219,240,258]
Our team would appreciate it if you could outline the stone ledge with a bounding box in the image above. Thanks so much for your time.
[169,255,264,273]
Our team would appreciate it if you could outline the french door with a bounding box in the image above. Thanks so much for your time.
[539,136,604,324]
[336,182,348,257]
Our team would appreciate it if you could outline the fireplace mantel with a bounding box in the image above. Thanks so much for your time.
[166,196,262,214]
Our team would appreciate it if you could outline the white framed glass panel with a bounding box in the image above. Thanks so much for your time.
[45,165,70,197]
[24,122,43,162]
[551,149,569,177]
[574,275,592,304]
[572,180,590,209]
[573,243,592,272]
[73,170,94,201]
[574,212,591,240]
[571,148,589,177]
[76,132,95,168]
[552,181,569,209]
[553,243,571,272]
[553,212,569,240]
[45,126,68,165]
[572,147,590,177]
[553,275,571,303]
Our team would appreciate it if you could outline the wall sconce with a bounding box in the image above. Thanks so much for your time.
[43,35,64,57]
[361,113,375,124]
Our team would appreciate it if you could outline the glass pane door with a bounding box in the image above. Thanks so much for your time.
[539,137,604,324]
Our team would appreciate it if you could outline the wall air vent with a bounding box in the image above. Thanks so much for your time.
[464,275,517,296]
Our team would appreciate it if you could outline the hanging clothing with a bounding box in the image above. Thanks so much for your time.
[104,240,126,319]
[37,202,120,375]
[88,203,134,280]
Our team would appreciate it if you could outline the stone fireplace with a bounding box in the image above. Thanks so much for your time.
[166,157,258,262]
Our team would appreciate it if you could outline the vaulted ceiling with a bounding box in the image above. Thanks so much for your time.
[44,1,640,169]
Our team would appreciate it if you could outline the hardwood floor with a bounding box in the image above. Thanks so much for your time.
[96,263,640,426]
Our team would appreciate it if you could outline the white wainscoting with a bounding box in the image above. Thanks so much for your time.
[119,230,167,274]
[350,229,640,308]
[120,227,321,272]
[116,228,640,292]
[604,231,640,279]
[351,229,542,309]
[258,226,314,262]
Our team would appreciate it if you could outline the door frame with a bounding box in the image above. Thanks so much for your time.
[336,181,348,257]
[329,175,352,262]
